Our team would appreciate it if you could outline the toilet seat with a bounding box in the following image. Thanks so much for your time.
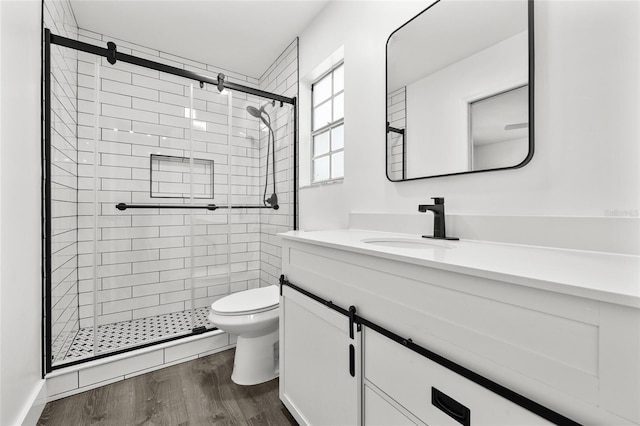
[210,285,279,316]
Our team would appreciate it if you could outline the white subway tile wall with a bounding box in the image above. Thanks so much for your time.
[387,86,406,180]
[44,0,80,365]
[46,21,296,366]
[257,39,297,288]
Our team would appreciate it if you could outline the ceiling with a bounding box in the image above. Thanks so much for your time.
[69,0,330,79]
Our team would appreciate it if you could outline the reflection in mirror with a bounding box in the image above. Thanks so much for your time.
[470,85,529,170]
[386,0,533,181]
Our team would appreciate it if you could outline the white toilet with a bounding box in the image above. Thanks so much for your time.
[208,285,280,385]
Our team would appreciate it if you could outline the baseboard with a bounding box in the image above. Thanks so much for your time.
[18,379,46,426]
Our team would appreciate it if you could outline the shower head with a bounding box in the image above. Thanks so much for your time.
[246,103,274,131]
[246,105,263,119]
[246,100,275,119]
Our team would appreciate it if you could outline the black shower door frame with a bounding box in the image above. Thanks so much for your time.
[42,28,298,374]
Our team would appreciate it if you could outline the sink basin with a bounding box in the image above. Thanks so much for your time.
[361,237,455,249]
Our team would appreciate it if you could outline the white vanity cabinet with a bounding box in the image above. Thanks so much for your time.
[279,285,361,426]
[279,230,640,426]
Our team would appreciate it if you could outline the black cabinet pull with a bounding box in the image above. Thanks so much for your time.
[432,387,470,426]
[349,344,355,377]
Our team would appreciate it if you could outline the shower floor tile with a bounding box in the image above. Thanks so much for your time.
[55,307,212,364]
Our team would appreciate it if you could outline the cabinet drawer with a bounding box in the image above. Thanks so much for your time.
[364,328,553,425]
[364,383,420,426]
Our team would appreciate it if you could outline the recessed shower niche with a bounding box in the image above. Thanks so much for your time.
[43,29,297,370]
[150,155,215,199]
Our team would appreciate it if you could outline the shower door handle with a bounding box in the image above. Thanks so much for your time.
[115,203,278,211]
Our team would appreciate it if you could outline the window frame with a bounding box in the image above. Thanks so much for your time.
[311,62,345,184]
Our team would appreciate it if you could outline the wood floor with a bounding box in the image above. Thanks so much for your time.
[38,348,298,426]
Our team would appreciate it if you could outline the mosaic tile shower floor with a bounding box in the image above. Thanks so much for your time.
[54,307,212,364]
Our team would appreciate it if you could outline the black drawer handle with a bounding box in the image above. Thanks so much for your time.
[432,387,470,426]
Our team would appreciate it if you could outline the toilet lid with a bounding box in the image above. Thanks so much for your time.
[210,285,279,315]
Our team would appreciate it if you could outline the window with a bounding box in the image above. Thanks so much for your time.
[311,63,344,183]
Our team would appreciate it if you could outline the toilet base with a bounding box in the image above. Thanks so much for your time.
[231,327,279,386]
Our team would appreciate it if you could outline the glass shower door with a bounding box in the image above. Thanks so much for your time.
[186,82,232,330]
[49,43,81,366]
[75,57,233,360]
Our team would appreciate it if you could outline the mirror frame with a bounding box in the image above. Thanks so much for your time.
[385,0,535,182]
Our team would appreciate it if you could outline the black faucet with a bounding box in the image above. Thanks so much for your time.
[418,197,458,240]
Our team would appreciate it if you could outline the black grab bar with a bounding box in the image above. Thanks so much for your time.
[115,203,278,211]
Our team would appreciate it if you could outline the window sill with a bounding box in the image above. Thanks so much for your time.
[300,178,344,190]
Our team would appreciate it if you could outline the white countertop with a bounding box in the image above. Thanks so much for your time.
[281,229,640,308]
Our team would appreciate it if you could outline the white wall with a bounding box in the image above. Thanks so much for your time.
[298,1,427,230]
[0,1,45,424]
[298,0,639,230]
[0,1,3,420]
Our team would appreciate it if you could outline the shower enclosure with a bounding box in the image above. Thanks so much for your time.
[43,29,297,372]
